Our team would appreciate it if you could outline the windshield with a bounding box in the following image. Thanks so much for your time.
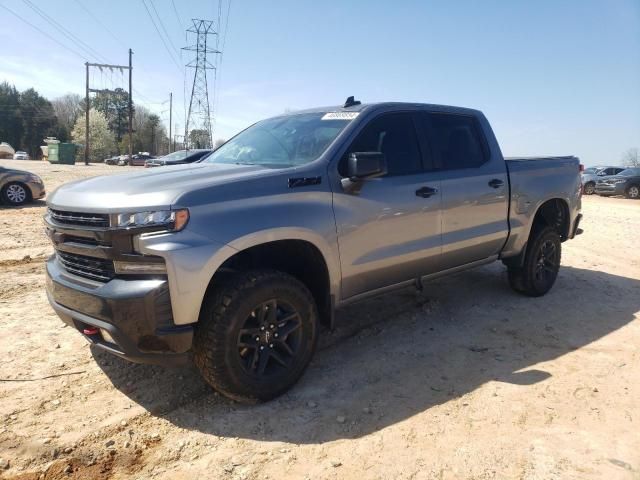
[162,150,189,161]
[619,168,640,176]
[202,112,354,168]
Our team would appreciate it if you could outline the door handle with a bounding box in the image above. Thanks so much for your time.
[415,186,438,198]
[488,179,504,188]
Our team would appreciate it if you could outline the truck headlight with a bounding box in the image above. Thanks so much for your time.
[114,260,167,274]
[115,208,189,231]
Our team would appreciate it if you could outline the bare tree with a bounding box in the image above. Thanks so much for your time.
[622,148,640,167]
[51,94,83,133]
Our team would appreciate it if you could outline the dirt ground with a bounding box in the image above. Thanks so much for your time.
[0,159,638,480]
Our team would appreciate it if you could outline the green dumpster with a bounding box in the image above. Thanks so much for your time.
[47,143,59,163]
[48,143,77,165]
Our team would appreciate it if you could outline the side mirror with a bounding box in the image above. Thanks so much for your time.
[597,171,606,176]
[347,152,387,180]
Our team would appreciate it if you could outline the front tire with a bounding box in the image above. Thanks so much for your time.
[625,184,640,199]
[508,226,561,297]
[1,182,30,206]
[194,269,319,403]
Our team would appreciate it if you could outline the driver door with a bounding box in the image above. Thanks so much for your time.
[332,111,442,299]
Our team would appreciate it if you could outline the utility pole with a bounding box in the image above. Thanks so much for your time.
[183,19,220,149]
[84,62,89,165]
[83,52,132,164]
[169,92,172,153]
[173,125,179,152]
[128,48,133,161]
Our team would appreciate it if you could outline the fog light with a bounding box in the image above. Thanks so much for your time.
[100,329,116,345]
[114,261,167,274]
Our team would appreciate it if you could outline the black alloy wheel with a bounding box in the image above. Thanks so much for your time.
[507,226,562,297]
[237,299,303,377]
[533,239,559,291]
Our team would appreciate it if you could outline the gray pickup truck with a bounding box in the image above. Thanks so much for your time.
[45,99,582,402]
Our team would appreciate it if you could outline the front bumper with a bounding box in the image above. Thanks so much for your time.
[46,255,193,366]
[595,182,625,196]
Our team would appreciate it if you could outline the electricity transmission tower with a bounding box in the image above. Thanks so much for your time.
[183,19,219,149]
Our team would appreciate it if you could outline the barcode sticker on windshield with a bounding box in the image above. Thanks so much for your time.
[321,112,360,120]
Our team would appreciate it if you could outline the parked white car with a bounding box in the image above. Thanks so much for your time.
[13,151,30,160]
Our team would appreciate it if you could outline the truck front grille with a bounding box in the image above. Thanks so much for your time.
[56,251,115,282]
[49,209,110,228]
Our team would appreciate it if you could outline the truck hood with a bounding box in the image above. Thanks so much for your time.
[47,163,270,212]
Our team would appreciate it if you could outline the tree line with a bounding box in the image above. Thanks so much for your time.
[0,81,169,161]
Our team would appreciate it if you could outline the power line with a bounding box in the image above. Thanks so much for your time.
[212,0,232,135]
[21,0,111,64]
[221,0,233,61]
[148,0,181,58]
[170,0,184,31]
[140,0,183,73]
[0,4,87,60]
[72,0,128,50]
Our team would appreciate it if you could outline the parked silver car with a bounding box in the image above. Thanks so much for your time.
[581,166,625,194]
[0,166,45,205]
[13,151,30,160]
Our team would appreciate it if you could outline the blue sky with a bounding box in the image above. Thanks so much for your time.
[1,0,638,166]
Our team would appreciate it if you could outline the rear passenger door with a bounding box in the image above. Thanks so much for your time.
[419,112,509,270]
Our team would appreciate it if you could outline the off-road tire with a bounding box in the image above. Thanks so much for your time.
[1,182,30,206]
[508,226,561,297]
[194,269,319,403]
[583,182,595,195]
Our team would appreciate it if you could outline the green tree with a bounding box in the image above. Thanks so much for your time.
[71,108,116,162]
[0,82,22,153]
[189,129,210,149]
[92,88,130,143]
[19,88,57,158]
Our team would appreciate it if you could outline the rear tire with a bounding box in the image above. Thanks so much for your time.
[194,269,319,403]
[1,182,30,206]
[507,226,561,297]
[583,182,595,195]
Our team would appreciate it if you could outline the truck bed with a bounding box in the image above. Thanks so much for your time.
[500,155,582,258]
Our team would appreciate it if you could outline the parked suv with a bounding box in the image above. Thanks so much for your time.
[44,99,582,402]
[581,166,625,195]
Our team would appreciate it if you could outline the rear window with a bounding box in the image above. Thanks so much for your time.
[427,113,487,170]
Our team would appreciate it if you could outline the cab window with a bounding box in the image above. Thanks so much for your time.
[344,112,423,176]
